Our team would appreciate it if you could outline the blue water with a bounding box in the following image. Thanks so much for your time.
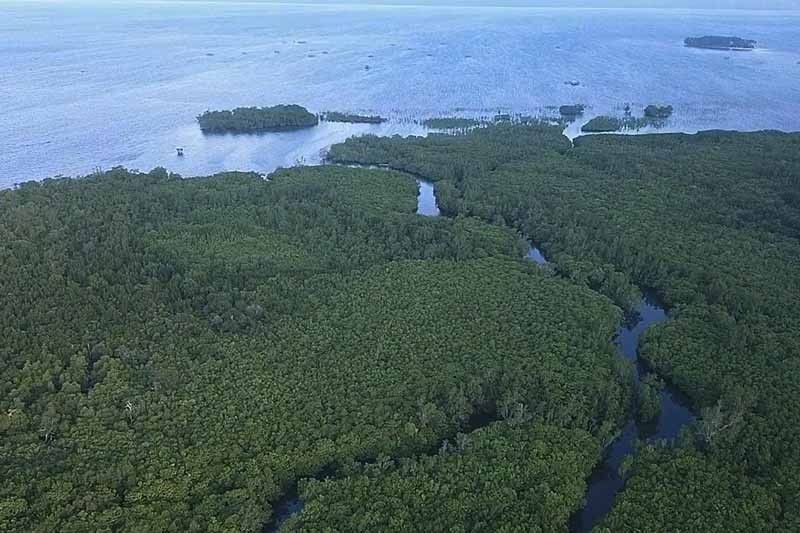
[416,179,440,216]
[2,2,800,187]
[525,242,549,265]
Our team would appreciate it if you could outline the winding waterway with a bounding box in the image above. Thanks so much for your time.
[266,179,695,532]
[569,293,696,532]
[523,241,696,531]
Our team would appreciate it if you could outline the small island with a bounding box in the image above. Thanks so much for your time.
[559,104,585,119]
[197,105,318,134]
[684,36,756,50]
[644,104,673,119]
[320,112,386,124]
[582,104,673,133]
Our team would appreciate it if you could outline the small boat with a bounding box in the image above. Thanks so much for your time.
[176,148,184,157]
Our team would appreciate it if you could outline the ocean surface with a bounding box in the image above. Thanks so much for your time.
[2,1,799,187]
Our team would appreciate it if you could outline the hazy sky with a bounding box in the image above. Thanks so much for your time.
[258,0,800,9]
[12,0,798,9]
[14,0,800,9]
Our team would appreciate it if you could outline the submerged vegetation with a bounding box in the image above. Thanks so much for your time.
[421,117,482,129]
[320,111,386,124]
[197,104,318,134]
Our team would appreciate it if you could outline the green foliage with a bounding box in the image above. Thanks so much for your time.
[598,446,780,532]
[644,104,674,119]
[636,374,664,424]
[0,165,626,531]
[581,116,624,132]
[197,105,318,134]
[327,122,571,190]
[286,424,600,533]
[5,120,800,531]
[327,123,800,530]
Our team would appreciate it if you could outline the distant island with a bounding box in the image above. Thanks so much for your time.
[321,112,386,124]
[684,36,756,51]
[582,104,673,133]
[559,104,585,118]
[197,105,318,134]
[644,105,673,119]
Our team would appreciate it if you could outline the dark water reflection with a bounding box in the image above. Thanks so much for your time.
[264,495,303,533]
[570,293,696,532]
[522,242,695,531]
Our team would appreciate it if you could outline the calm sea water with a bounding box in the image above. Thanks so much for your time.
[2,1,799,187]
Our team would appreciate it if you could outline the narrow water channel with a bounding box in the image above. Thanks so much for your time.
[264,405,499,532]
[416,179,440,216]
[524,241,695,531]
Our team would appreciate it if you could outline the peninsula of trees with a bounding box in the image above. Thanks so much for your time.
[197,104,318,134]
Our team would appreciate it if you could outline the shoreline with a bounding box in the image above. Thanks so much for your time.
[5,115,799,190]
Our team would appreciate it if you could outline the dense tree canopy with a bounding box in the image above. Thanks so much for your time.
[0,165,627,532]
[3,120,799,531]
[197,105,318,134]
[327,124,800,531]
[286,423,599,533]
